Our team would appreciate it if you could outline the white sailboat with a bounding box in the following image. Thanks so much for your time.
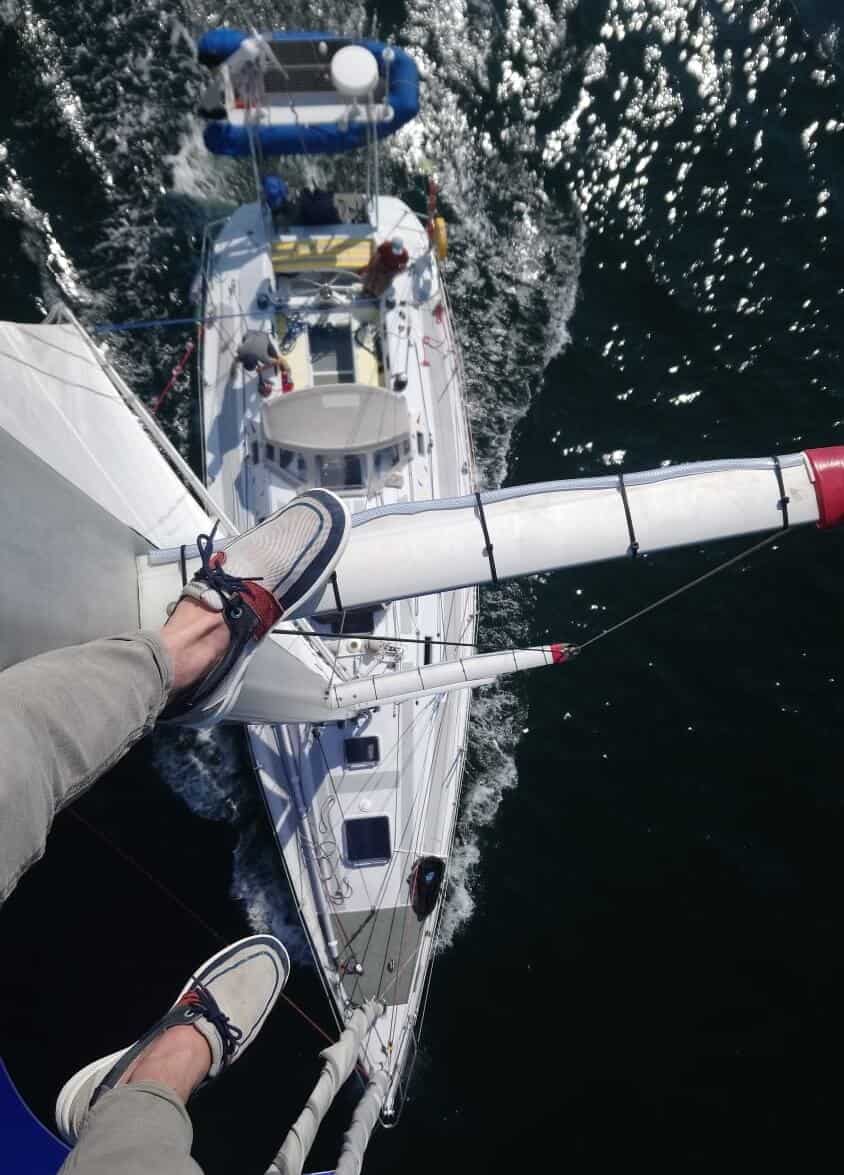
[193,29,477,1129]
[2,24,844,1175]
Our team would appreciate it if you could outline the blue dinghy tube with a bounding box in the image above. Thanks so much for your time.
[196,31,419,157]
[1,1058,69,1173]
[197,26,250,66]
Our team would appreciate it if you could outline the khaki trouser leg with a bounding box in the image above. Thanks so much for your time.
[0,634,203,1172]
[59,1083,203,1175]
[0,632,172,904]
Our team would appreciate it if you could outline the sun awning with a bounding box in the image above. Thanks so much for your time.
[262,383,410,453]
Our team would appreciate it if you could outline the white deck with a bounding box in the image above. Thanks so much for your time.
[201,195,475,1113]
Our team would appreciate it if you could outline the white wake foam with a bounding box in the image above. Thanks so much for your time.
[0,150,88,306]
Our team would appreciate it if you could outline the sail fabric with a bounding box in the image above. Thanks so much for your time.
[311,453,820,614]
[267,1000,385,1175]
[335,1070,391,1175]
[0,321,210,548]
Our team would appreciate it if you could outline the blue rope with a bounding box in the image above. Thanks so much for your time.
[93,312,241,335]
[93,298,381,335]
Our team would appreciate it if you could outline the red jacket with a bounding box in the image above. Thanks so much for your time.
[375,241,409,272]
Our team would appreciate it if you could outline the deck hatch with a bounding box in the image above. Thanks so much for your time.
[344,735,380,766]
[310,323,356,385]
[343,815,391,866]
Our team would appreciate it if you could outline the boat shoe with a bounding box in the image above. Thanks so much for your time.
[164,488,350,721]
[55,934,290,1145]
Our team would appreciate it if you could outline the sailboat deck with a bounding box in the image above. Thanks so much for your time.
[334,907,426,1007]
[201,194,476,1109]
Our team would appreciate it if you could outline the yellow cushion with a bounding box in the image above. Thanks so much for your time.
[272,236,373,274]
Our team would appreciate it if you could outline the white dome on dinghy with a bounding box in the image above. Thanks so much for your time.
[330,45,380,98]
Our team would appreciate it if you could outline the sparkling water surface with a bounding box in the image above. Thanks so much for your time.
[1,1,843,1170]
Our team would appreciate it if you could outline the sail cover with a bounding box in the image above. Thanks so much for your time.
[307,452,830,614]
[0,321,210,548]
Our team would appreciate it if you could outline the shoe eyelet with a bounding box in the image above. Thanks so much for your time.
[229,605,243,620]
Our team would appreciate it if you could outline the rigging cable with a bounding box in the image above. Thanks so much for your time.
[271,628,478,650]
[574,528,791,655]
[66,807,336,1046]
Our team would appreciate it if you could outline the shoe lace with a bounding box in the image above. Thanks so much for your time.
[193,521,263,608]
[178,979,244,1069]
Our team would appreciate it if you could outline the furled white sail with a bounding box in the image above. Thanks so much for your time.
[304,450,841,615]
[335,1069,391,1175]
[266,999,386,1175]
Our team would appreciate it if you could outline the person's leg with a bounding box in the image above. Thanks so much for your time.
[59,1082,202,1175]
[0,605,229,903]
[60,1024,210,1174]
[0,486,350,903]
[56,936,289,1175]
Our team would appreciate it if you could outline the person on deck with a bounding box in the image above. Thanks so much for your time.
[360,236,409,297]
[235,330,293,392]
[0,490,351,1175]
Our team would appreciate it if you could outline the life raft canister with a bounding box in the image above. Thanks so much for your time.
[409,855,446,919]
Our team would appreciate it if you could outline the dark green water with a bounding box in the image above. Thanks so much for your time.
[2,1,844,1170]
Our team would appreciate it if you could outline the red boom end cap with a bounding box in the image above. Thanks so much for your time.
[805,447,844,529]
[550,643,569,664]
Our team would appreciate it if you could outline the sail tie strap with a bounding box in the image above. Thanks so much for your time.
[772,455,790,529]
[617,472,639,557]
[475,490,499,586]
